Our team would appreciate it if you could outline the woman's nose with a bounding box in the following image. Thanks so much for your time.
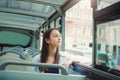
[58,37,61,40]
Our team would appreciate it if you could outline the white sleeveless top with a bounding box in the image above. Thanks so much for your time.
[33,51,70,72]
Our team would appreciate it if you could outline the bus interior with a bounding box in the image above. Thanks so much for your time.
[0,0,120,80]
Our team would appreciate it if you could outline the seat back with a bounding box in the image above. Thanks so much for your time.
[0,70,86,80]
[0,54,34,71]
[0,46,26,59]
[0,62,86,80]
[0,46,34,72]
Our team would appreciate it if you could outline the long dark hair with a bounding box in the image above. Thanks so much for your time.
[40,28,60,64]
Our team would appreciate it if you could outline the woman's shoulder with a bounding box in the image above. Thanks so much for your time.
[59,51,70,62]
[59,51,69,58]
[60,51,67,56]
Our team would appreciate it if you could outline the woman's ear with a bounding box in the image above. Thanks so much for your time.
[45,38,50,44]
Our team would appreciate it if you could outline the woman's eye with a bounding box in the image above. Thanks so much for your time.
[54,35,58,37]
[54,35,61,37]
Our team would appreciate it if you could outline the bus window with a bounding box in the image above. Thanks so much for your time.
[64,0,92,65]
[117,46,120,70]
[93,0,120,78]
[113,45,117,59]
[95,17,120,76]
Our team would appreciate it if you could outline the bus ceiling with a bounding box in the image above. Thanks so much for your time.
[0,0,80,31]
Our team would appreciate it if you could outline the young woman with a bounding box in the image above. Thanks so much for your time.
[34,28,78,73]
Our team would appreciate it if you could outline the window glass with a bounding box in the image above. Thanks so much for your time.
[50,21,55,28]
[56,17,61,28]
[96,0,120,10]
[96,19,120,72]
[0,31,31,47]
[65,0,92,66]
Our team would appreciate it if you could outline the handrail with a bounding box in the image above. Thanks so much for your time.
[0,60,68,75]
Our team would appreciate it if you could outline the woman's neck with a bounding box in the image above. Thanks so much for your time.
[48,46,57,57]
[47,46,57,63]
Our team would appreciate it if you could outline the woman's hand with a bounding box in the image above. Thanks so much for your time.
[62,59,72,68]
[62,58,80,69]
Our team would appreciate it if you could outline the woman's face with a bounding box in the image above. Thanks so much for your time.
[46,30,62,47]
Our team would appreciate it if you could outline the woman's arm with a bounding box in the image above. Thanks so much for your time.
[59,52,80,69]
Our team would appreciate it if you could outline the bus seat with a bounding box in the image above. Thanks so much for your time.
[0,55,33,71]
[2,46,10,51]
[0,70,86,80]
[0,62,86,80]
[0,46,26,59]
[25,47,40,58]
[0,46,34,72]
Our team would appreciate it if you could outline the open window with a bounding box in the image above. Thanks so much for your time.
[94,0,120,76]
